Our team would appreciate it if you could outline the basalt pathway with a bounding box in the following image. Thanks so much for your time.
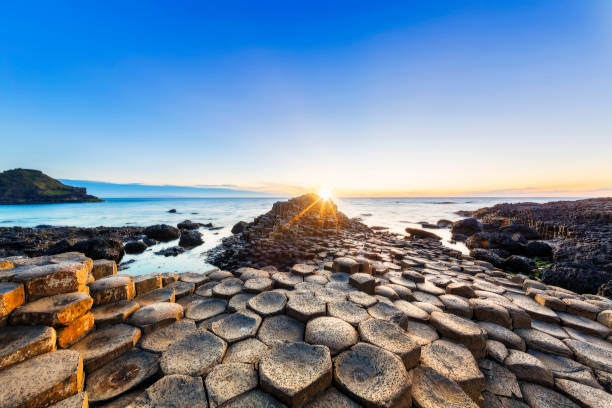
[1,235,612,406]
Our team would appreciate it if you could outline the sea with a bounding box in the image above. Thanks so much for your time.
[0,197,572,275]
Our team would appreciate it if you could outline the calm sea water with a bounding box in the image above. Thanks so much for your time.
[0,197,570,275]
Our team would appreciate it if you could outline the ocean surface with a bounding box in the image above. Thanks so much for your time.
[0,197,571,275]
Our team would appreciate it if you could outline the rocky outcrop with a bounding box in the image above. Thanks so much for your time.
[144,225,180,242]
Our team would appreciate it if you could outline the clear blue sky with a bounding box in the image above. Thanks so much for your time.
[1,1,611,196]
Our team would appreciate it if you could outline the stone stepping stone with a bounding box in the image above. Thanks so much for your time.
[327,281,357,293]
[413,301,443,315]
[478,358,522,400]
[208,270,234,281]
[504,350,554,387]
[244,277,274,293]
[375,285,399,300]
[527,350,602,388]
[89,276,135,305]
[359,318,421,369]
[222,389,286,408]
[211,311,262,343]
[165,280,196,298]
[286,291,326,322]
[554,378,612,408]
[402,269,425,283]
[305,274,329,286]
[486,339,508,363]
[228,293,256,312]
[291,264,317,276]
[247,291,286,316]
[439,294,473,319]
[305,316,358,356]
[0,350,84,408]
[387,284,415,301]
[140,319,197,353]
[413,291,445,307]
[128,302,184,334]
[314,287,346,303]
[327,300,370,327]
[394,299,429,322]
[303,387,360,408]
[411,366,479,408]
[272,272,304,289]
[11,262,90,300]
[505,293,559,324]
[86,348,158,403]
[563,298,602,320]
[213,278,245,299]
[389,276,417,290]
[179,271,209,287]
[417,281,445,296]
[367,302,408,329]
[10,291,93,327]
[558,312,611,338]
[564,338,612,373]
[333,257,360,274]
[472,280,505,295]
[92,259,116,280]
[237,267,270,281]
[206,363,258,407]
[515,328,572,357]
[138,374,207,407]
[48,392,88,408]
[349,273,376,294]
[57,311,94,348]
[133,273,163,296]
[91,300,139,328]
[446,282,476,298]
[531,319,568,339]
[260,341,332,407]
[223,338,269,366]
[564,327,612,351]
[478,321,525,351]
[347,291,377,308]
[535,294,567,312]
[334,342,411,407]
[184,297,227,321]
[160,272,178,286]
[135,287,175,307]
[421,339,485,404]
[406,320,439,347]
[0,325,56,370]
[519,382,580,408]
[429,311,487,357]
[160,329,227,376]
[469,298,512,329]
[0,281,25,319]
[70,323,141,372]
[258,314,305,346]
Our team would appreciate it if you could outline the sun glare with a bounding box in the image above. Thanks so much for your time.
[318,188,333,201]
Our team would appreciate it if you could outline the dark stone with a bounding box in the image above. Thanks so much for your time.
[177,220,200,230]
[124,240,147,254]
[503,255,535,273]
[73,238,124,263]
[405,228,441,240]
[470,248,505,268]
[179,230,203,248]
[500,224,540,240]
[543,262,612,295]
[598,280,612,298]
[452,234,468,242]
[155,246,185,257]
[168,209,177,213]
[144,224,180,242]
[466,232,527,255]
[525,241,552,258]
[231,221,249,234]
[437,219,453,228]
[451,218,483,236]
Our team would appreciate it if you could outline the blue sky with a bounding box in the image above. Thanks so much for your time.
[1,1,611,196]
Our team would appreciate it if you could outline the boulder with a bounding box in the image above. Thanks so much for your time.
[451,218,483,236]
[503,255,535,273]
[500,224,540,240]
[72,238,124,263]
[466,232,526,255]
[124,240,147,254]
[144,224,180,242]
[525,241,553,257]
[404,228,442,240]
[178,230,204,248]
[470,249,505,268]
[231,221,248,234]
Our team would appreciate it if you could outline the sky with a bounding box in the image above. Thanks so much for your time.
[1,1,611,197]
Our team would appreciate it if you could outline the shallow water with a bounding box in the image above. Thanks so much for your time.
[0,197,571,275]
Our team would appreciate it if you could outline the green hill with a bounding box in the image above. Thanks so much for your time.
[0,169,102,204]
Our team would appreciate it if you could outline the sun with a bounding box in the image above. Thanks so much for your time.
[317,188,333,201]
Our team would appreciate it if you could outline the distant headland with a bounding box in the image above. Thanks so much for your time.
[0,169,102,205]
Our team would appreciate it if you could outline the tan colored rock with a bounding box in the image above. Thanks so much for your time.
[223,337,269,367]
[563,298,601,320]
[91,300,139,328]
[0,281,25,318]
[247,291,286,316]
[504,350,553,387]
[564,338,612,372]
[127,302,184,334]
[134,287,175,307]
[528,350,602,389]
[206,363,258,407]
[260,341,332,407]
[430,311,487,357]
[478,358,522,401]
[179,271,209,287]
[160,329,227,376]
[421,339,485,404]
[305,316,359,356]
[86,349,159,403]
[70,323,141,372]
[505,293,559,324]
[535,294,566,312]
[406,319,439,347]
[486,339,508,363]
[515,328,572,357]
[0,259,14,270]
[11,262,91,300]
[0,325,57,369]
[258,314,305,346]
[411,366,479,408]
[333,257,360,274]
[48,392,88,408]
[291,264,317,276]
[469,298,512,329]
[565,326,612,351]
[138,374,207,407]
[334,342,411,407]
[57,311,94,348]
[558,311,611,338]
[133,273,162,296]
[446,282,476,298]
[0,350,84,408]
[519,382,579,408]
[531,319,568,339]
[286,291,326,322]
[554,378,612,408]
[228,292,255,312]
[222,389,286,407]
[10,291,93,326]
[244,277,274,293]
[367,301,408,329]
[478,321,525,351]
[439,294,473,319]
[92,259,116,280]
[166,280,195,298]
[212,277,244,299]
[303,387,360,408]
[89,276,135,305]
[140,319,197,353]
[348,290,378,308]
[359,318,421,369]
[597,309,612,328]
[211,311,262,343]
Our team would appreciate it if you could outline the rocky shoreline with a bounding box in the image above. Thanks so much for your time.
[0,194,611,407]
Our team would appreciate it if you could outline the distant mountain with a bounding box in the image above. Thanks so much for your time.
[0,169,102,204]
[59,179,276,198]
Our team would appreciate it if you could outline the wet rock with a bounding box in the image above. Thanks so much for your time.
[124,240,147,254]
[211,311,262,343]
[0,350,84,408]
[89,275,135,305]
[248,291,287,316]
[71,238,124,263]
[160,329,227,376]
[155,245,185,256]
[420,339,485,404]
[139,374,207,407]
[223,337,269,366]
[91,300,139,328]
[519,381,579,408]
[334,342,411,407]
[177,220,201,230]
[179,230,204,248]
[144,224,180,242]
[452,218,483,237]
[359,318,421,369]
[305,316,358,356]
[10,291,93,326]
[411,365,479,408]
[405,227,442,240]
[504,350,553,387]
[127,302,184,334]
[429,311,487,357]
[503,255,535,273]
[185,297,227,321]
[70,323,141,372]
[257,314,305,346]
[140,319,197,353]
[0,325,57,369]
[86,348,159,402]
[525,240,552,257]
